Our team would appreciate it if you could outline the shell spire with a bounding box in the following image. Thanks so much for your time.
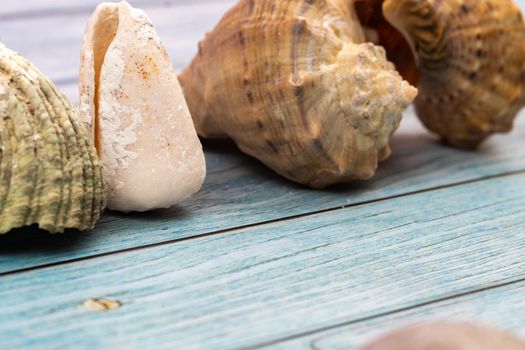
[0,43,106,234]
[381,0,525,148]
[179,0,417,188]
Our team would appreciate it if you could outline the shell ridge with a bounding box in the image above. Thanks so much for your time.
[0,53,27,229]
[0,43,105,233]
[53,79,96,228]
[3,56,43,230]
[54,86,92,227]
[16,57,64,230]
[28,71,69,231]
[40,78,81,229]
[0,92,15,231]
[32,75,70,231]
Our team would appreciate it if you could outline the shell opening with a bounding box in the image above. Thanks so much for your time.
[354,0,419,86]
[91,6,119,157]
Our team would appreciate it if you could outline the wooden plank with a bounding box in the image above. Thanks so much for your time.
[1,173,525,349]
[1,0,525,274]
[1,113,525,274]
[0,0,227,20]
[2,0,525,276]
[1,0,523,20]
[0,1,237,93]
[274,281,525,349]
[7,0,525,102]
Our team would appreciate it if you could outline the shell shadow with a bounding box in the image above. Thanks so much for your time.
[201,137,307,191]
[0,225,92,256]
[0,207,191,257]
[201,138,377,195]
[199,132,454,195]
[0,128,485,256]
[332,131,433,193]
[104,205,191,222]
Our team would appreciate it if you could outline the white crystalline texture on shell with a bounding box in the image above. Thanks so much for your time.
[80,1,206,212]
[79,50,95,131]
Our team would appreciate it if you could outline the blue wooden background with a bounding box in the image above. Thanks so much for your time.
[1,1,525,349]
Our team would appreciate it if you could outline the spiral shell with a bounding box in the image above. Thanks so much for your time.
[0,43,105,234]
[378,0,525,148]
[179,0,417,188]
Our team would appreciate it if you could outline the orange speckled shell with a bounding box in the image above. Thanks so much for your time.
[179,0,416,188]
[382,0,525,148]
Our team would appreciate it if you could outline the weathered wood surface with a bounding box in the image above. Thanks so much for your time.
[2,114,525,274]
[2,1,525,273]
[0,0,223,19]
[272,280,525,349]
[1,174,525,349]
[1,1,525,349]
[0,1,237,98]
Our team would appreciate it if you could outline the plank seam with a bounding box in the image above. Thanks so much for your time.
[241,275,525,350]
[1,169,524,278]
[0,0,224,22]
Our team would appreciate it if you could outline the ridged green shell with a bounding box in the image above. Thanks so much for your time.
[0,43,106,234]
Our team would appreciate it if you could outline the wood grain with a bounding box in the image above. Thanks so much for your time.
[1,173,524,349]
[2,1,525,349]
[2,113,525,274]
[0,0,524,304]
[0,1,237,95]
[0,0,228,20]
[275,281,525,350]
[3,0,525,103]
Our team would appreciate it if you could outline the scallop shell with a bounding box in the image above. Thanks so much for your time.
[80,1,206,212]
[378,0,525,148]
[0,43,105,234]
[179,0,417,188]
[362,322,525,350]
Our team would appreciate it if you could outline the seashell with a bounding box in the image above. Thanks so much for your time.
[179,0,417,188]
[362,322,525,350]
[80,1,206,212]
[358,0,525,149]
[0,43,105,234]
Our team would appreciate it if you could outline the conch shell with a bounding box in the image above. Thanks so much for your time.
[0,43,105,234]
[179,0,417,188]
[80,1,206,212]
[362,322,525,350]
[358,0,525,148]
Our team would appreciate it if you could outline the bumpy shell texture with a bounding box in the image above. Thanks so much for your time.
[381,0,525,148]
[362,322,525,350]
[179,0,417,188]
[0,43,106,234]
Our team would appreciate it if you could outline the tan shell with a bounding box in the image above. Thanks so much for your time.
[80,1,206,212]
[362,322,525,350]
[0,43,105,234]
[179,0,417,188]
[366,0,525,149]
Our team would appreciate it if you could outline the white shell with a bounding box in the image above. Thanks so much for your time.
[80,1,206,212]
